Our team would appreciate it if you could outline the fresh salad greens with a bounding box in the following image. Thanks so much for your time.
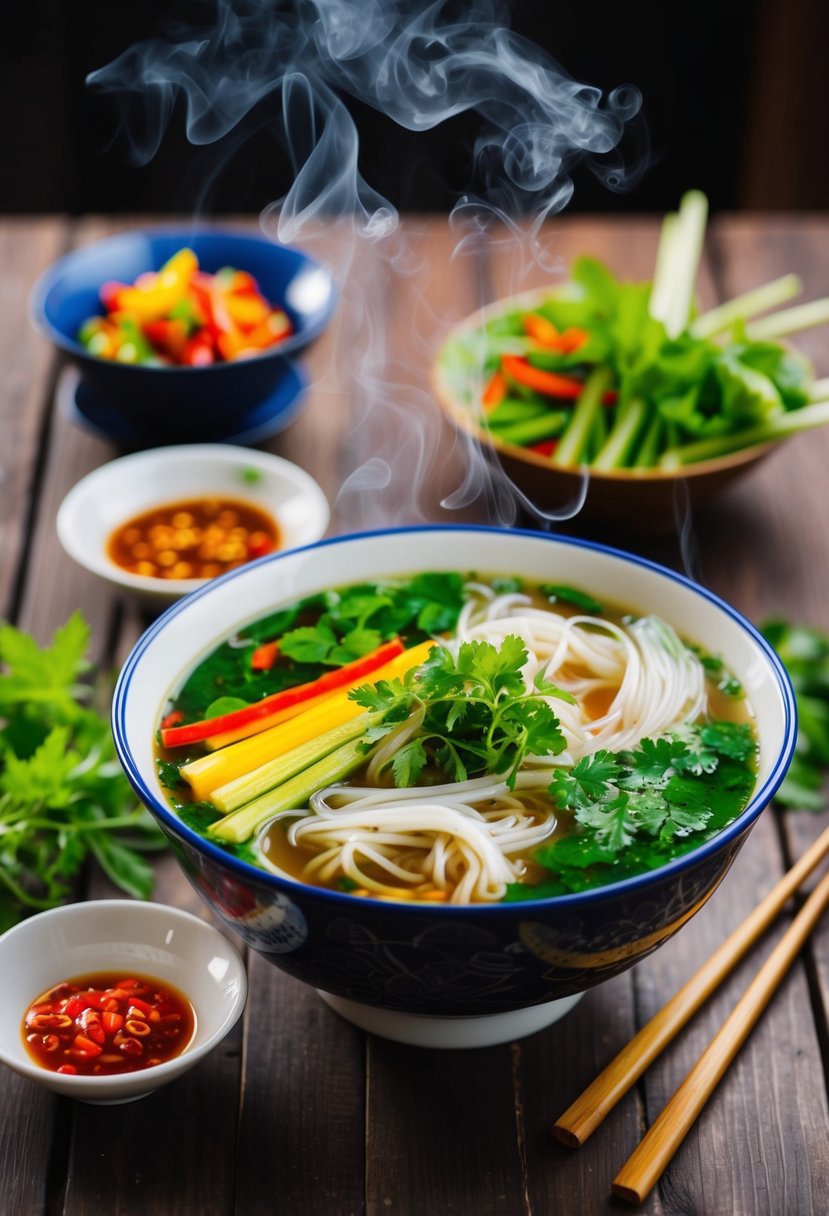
[438,190,829,470]
[505,721,757,898]
[761,619,829,811]
[0,614,165,931]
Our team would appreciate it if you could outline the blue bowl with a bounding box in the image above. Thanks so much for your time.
[30,229,337,444]
[111,527,796,1047]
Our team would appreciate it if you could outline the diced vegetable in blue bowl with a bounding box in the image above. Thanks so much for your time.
[432,192,829,529]
[111,525,796,1048]
[30,229,337,445]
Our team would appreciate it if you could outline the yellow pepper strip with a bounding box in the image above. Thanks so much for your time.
[179,640,435,803]
[225,293,270,329]
[114,248,198,321]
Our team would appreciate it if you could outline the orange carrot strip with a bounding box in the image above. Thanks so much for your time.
[523,313,562,347]
[501,354,584,398]
[482,370,508,411]
[251,641,279,671]
[501,355,616,404]
[558,327,589,353]
[161,637,405,748]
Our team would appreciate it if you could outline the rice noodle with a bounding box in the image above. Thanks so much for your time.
[287,778,556,903]
[455,586,705,758]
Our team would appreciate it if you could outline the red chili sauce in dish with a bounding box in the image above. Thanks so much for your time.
[107,496,279,581]
[22,973,196,1076]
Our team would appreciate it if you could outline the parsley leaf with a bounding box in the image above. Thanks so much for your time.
[0,617,166,930]
[524,721,757,897]
[551,751,623,809]
[352,636,568,789]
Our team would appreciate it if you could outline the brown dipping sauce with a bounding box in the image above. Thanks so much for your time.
[108,496,279,581]
[22,972,196,1076]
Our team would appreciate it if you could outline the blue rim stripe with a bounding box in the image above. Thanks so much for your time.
[112,524,797,915]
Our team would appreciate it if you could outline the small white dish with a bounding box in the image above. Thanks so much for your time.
[0,900,246,1104]
[56,444,330,603]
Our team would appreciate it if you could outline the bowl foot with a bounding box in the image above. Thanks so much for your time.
[57,365,308,448]
[317,991,583,1048]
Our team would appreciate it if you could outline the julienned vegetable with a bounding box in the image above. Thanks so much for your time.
[178,639,434,802]
[78,247,293,366]
[438,190,829,470]
[160,637,406,748]
[0,615,165,932]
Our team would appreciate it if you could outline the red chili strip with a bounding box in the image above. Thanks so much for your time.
[161,636,406,748]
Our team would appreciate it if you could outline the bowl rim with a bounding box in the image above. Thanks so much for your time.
[29,225,338,371]
[0,898,247,1091]
[112,523,797,914]
[56,442,331,597]
[431,287,782,482]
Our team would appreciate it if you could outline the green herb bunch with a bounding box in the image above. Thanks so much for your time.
[506,721,757,899]
[0,614,165,931]
[352,635,574,788]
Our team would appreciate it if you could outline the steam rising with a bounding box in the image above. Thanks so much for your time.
[89,0,645,527]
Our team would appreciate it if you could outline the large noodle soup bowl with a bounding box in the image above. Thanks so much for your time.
[112,527,795,1048]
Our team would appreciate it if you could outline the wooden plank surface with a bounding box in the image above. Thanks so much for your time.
[1,214,828,1216]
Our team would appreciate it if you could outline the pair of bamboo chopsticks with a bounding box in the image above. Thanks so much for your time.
[552,822,829,1205]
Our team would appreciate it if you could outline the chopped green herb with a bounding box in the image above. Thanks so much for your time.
[352,634,572,789]
[241,466,263,484]
[519,721,757,896]
[540,584,604,615]
[157,760,186,790]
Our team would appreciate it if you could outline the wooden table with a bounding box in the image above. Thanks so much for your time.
[2,214,829,1216]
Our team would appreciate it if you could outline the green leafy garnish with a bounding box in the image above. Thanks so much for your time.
[513,721,757,897]
[0,615,166,932]
[278,575,465,668]
[351,635,572,789]
[168,574,466,724]
[540,584,604,615]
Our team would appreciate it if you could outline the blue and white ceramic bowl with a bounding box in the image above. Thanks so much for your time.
[112,527,796,1048]
[30,229,337,444]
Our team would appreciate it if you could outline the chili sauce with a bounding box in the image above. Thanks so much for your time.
[22,973,196,1076]
[107,496,279,581]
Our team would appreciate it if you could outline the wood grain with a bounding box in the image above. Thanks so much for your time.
[0,217,67,619]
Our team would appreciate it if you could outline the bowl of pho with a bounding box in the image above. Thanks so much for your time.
[112,526,796,1048]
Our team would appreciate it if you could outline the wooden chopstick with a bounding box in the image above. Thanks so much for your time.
[552,821,829,1147]
[611,865,829,1204]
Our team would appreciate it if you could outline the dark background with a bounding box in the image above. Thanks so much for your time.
[3,0,828,216]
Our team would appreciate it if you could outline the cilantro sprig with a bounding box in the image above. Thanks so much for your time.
[0,614,165,931]
[505,721,757,899]
[351,635,573,788]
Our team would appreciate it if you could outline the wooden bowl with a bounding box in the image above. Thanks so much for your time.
[432,292,783,532]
